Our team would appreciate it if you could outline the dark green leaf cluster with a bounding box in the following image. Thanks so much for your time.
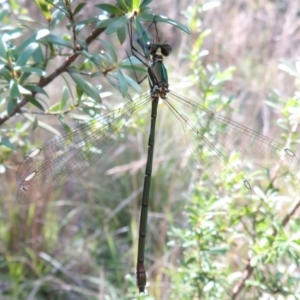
[0,0,190,153]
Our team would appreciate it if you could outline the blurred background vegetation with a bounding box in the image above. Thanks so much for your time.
[0,0,300,299]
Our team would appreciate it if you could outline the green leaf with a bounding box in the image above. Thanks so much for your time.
[106,74,120,94]
[69,72,101,102]
[35,28,50,40]
[48,102,61,112]
[14,33,38,54]
[18,84,32,95]
[96,4,124,15]
[60,86,69,110]
[37,33,73,49]
[124,73,142,93]
[97,17,118,29]
[135,18,151,45]
[15,66,46,76]
[73,3,87,16]
[58,114,72,133]
[125,0,133,9]
[33,0,51,20]
[140,0,152,8]
[9,80,20,99]
[0,66,12,81]
[16,42,39,66]
[117,69,128,97]
[117,26,126,45]
[105,16,129,35]
[100,39,118,64]
[138,13,191,34]
[23,85,48,97]
[25,95,45,111]
[132,0,140,10]
[51,9,66,28]
[116,0,128,11]
[0,137,15,150]
[7,97,17,115]
[32,115,38,130]
[0,35,7,58]
[33,46,45,63]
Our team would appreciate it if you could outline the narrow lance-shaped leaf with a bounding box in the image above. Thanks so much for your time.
[132,0,140,10]
[117,26,126,45]
[0,35,7,58]
[58,114,72,133]
[48,102,62,113]
[18,84,32,95]
[33,0,52,20]
[16,43,39,66]
[37,33,73,49]
[99,39,118,64]
[125,0,133,9]
[140,0,152,8]
[123,73,142,93]
[7,97,17,116]
[117,69,128,97]
[116,0,128,11]
[135,18,152,49]
[0,66,12,81]
[96,4,124,15]
[15,66,46,76]
[96,17,119,29]
[73,3,87,16]
[105,16,129,35]
[32,115,38,130]
[14,33,38,54]
[60,86,69,110]
[9,80,20,99]
[69,72,101,103]
[106,74,120,93]
[23,85,48,97]
[25,95,45,111]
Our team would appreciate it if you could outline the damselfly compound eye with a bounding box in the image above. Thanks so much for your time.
[161,44,172,57]
[146,41,152,50]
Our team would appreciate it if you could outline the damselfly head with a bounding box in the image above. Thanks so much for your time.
[145,41,172,58]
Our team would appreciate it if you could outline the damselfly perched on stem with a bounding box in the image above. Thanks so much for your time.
[16,15,299,294]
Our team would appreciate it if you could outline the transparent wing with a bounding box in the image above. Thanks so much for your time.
[166,91,299,200]
[16,94,151,204]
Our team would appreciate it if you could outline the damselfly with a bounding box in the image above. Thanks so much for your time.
[16,16,299,294]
